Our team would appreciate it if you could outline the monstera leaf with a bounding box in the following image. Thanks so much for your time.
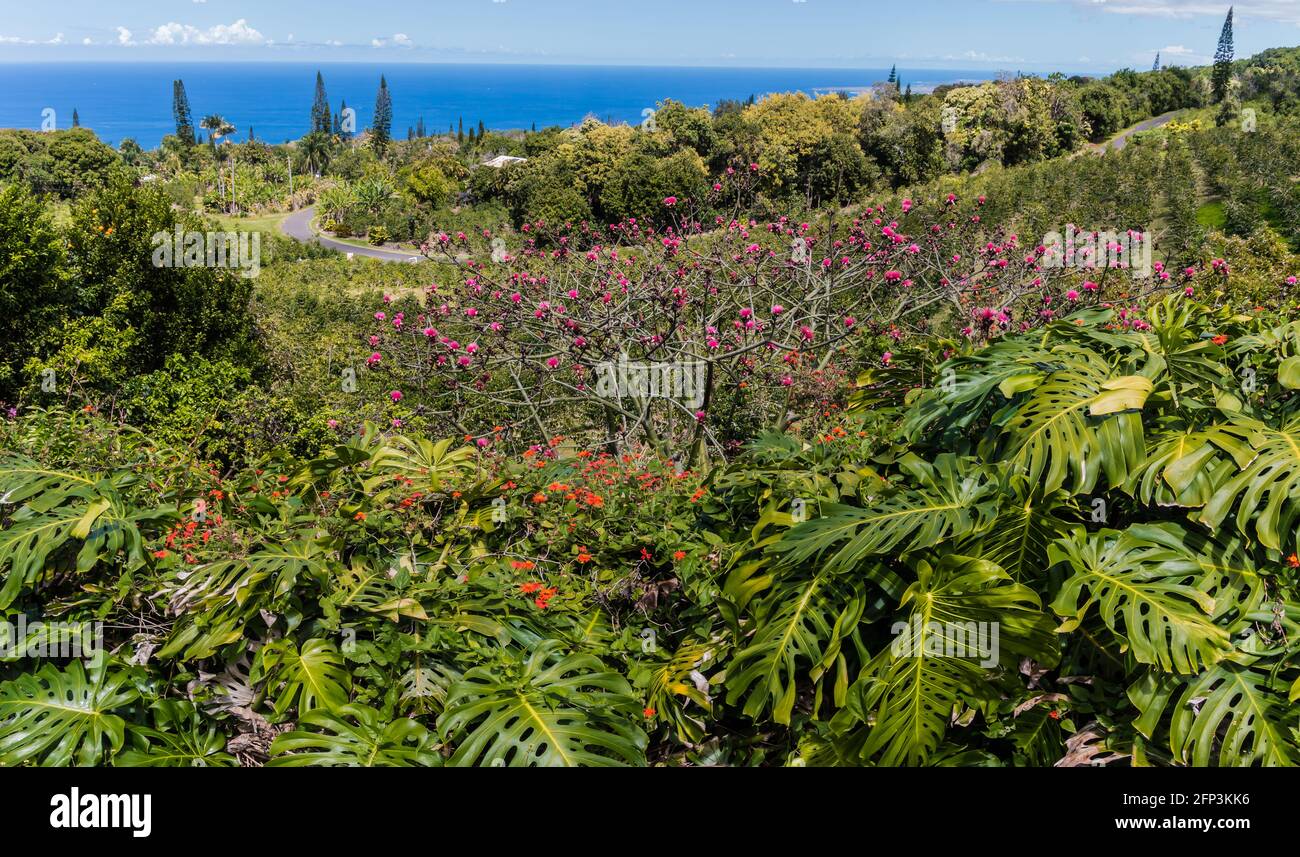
[1137,296,1235,405]
[1128,424,1251,509]
[117,700,236,768]
[844,555,1058,767]
[902,338,1060,441]
[0,456,174,609]
[269,703,442,767]
[157,538,333,661]
[1197,416,1300,553]
[327,558,432,621]
[398,658,461,714]
[1130,661,1300,767]
[255,637,351,717]
[636,637,720,744]
[1049,525,1233,674]
[164,538,331,616]
[438,640,646,767]
[905,339,1151,495]
[954,476,1074,582]
[981,347,1150,496]
[769,454,998,589]
[725,569,869,725]
[0,653,137,766]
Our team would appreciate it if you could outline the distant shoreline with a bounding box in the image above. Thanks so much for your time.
[0,62,1027,148]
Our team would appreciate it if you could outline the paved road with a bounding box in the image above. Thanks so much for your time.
[1096,110,1183,153]
[280,206,425,263]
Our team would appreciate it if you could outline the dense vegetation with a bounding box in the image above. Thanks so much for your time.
[2,40,1300,767]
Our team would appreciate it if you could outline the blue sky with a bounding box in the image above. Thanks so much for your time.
[0,0,1293,72]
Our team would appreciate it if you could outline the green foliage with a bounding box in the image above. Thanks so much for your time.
[1,54,1299,769]
[0,129,123,198]
[0,183,71,400]
[270,704,441,767]
[0,654,137,766]
[438,641,647,767]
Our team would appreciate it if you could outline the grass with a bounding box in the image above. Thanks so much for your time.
[208,211,292,233]
[1197,201,1227,229]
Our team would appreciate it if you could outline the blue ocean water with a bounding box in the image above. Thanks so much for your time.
[0,63,997,149]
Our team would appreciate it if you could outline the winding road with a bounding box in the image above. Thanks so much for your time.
[1093,110,1184,153]
[280,206,425,263]
[281,111,1187,260]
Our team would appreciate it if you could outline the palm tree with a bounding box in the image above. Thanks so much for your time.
[200,115,236,150]
[298,131,333,177]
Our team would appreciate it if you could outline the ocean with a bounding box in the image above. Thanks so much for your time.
[0,62,998,149]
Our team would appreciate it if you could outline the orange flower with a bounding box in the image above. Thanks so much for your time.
[1289,554,1299,569]
[643,707,656,718]
[511,560,537,571]
[577,551,593,564]
[520,581,543,594]
[673,550,687,561]
[532,492,548,504]
[1211,335,1229,346]
[353,511,367,521]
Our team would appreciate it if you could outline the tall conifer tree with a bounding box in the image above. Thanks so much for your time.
[1212,7,1234,102]
[173,79,196,146]
[372,76,392,154]
[312,71,332,133]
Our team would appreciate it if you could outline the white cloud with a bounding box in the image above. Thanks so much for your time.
[0,30,66,44]
[116,27,134,46]
[147,18,266,46]
[1019,0,1300,26]
[1146,43,1210,64]
[83,37,93,45]
[943,49,1026,63]
[373,33,415,48]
